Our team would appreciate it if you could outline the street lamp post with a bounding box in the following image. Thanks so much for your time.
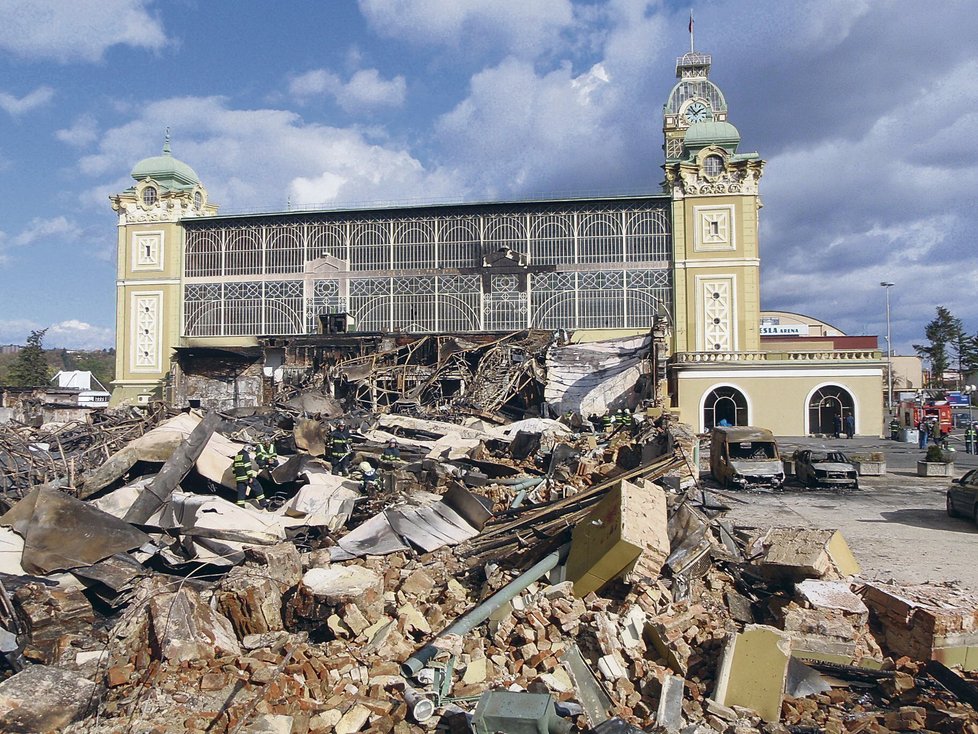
[881,282,894,414]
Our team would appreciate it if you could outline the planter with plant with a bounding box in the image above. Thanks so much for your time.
[917,445,954,477]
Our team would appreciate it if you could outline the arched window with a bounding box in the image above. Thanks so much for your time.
[808,385,856,436]
[142,186,158,206]
[704,386,748,429]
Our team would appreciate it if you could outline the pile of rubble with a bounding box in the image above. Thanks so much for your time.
[0,402,975,734]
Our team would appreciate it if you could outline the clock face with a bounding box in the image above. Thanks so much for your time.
[684,101,710,123]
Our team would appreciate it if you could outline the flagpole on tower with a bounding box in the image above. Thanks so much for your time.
[689,10,695,53]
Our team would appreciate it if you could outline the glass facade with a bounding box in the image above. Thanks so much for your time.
[183,197,672,336]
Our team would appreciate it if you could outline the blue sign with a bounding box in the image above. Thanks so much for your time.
[947,391,970,406]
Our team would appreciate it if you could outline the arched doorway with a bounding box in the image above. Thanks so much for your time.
[703,386,748,430]
[808,385,855,436]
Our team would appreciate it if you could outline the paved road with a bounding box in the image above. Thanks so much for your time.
[714,431,978,592]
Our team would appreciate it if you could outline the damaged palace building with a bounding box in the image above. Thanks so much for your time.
[109,48,884,435]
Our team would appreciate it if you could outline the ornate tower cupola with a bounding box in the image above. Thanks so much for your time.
[108,134,217,405]
[662,52,728,162]
[111,132,215,224]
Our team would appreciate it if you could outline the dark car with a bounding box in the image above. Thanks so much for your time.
[792,449,859,489]
[946,469,978,524]
[953,412,973,429]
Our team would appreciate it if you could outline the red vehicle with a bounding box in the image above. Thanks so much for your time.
[898,401,952,434]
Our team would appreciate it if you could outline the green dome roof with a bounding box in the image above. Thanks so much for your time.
[683,121,741,151]
[130,136,200,189]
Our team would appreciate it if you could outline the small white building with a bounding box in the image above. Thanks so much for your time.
[51,371,111,408]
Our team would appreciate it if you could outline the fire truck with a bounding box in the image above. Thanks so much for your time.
[897,400,952,434]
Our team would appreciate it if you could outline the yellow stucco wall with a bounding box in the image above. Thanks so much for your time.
[675,369,885,436]
[671,192,762,355]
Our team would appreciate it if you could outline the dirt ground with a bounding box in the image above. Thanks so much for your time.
[714,434,978,592]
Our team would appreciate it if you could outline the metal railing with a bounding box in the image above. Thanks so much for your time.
[675,349,883,364]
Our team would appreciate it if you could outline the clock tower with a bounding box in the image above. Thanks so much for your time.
[662,48,764,357]
[109,135,217,404]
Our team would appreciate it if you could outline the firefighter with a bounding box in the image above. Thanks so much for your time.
[358,460,378,492]
[255,439,278,471]
[232,445,267,509]
[330,420,351,475]
[601,411,614,433]
[966,423,977,455]
[617,408,633,429]
[889,418,900,441]
[381,438,403,465]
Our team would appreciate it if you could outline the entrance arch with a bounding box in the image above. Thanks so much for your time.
[807,385,856,436]
[702,385,749,430]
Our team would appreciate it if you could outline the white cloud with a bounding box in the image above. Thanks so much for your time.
[79,96,462,211]
[0,0,167,63]
[435,58,625,196]
[11,216,76,247]
[56,114,99,147]
[46,320,114,350]
[0,319,114,350]
[0,319,39,344]
[358,0,577,56]
[289,68,406,112]
[0,86,54,116]
[0,217,78,264]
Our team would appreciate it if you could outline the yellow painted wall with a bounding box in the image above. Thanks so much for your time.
[675,370,885,436]
[673,193,761,354]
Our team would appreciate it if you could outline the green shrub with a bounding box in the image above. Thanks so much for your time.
[924,445,952,463]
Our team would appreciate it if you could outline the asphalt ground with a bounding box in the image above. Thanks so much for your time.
[711,428,978,592]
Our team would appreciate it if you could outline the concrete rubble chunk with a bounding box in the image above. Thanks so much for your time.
[658,675,686,732]
[242,713,295,733]
[859,581,978,670]
[243,542,303,593]
[334,703,371,734]
[712,624,791,723]
[754,528,860,582]
[13,582,95,663]
[293,565,385,622]
[217,568,284,638]
[0,664,98,733]
[148,588,241,663]
[779,580,881,661]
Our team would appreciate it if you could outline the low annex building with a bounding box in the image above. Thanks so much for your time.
[108,45,884,436]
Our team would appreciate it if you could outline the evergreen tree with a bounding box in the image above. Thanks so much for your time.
[914,307,962,388]
[8,329,50,386]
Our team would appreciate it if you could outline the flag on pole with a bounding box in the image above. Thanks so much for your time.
[689,12,694,34]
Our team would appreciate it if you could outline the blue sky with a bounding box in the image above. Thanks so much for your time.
[1,0,976,355]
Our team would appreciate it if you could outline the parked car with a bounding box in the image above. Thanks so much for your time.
[953,412,974,429]
[792,449,859,489]
[946,469,978,523]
